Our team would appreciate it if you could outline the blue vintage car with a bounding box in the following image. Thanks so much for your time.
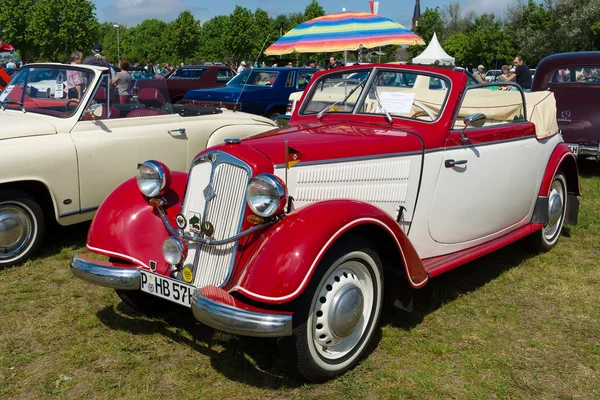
[181,67,316,118]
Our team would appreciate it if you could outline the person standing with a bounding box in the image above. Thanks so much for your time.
[6,59,15,69]
[327,56,340,70]
[83,44,111,69]
[111,59,132,103]
[507,55,532,90]
[473,65,486,82]
[237,61,246,74]
[67,51,84,100]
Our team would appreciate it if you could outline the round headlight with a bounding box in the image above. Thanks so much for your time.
[246,174,287,218]
[162,237,187,265]
[136,160,171,198]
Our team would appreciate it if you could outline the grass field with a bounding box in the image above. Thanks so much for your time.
[1,164,598,399]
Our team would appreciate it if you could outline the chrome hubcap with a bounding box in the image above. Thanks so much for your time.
[329,285,364,338]
[543,179,565,240]
[311,260,374,361]
[548,188,563,226]
[0,206,33,260]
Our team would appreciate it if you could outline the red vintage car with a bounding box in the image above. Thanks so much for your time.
[532,52,600,161]
[71,64,580,382]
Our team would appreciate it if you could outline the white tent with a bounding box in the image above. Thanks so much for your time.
[412,33,455,66]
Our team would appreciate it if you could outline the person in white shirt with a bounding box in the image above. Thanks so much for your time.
[237,61,246,74]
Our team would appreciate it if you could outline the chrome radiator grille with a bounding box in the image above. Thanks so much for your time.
[179,154,249,288]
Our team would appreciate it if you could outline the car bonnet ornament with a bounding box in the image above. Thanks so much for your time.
[203,183,216,202]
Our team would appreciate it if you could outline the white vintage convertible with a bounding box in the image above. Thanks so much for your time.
[0,63,277,267]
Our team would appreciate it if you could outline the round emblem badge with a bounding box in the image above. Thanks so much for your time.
[176,214,187,229]
[182,267,193,283]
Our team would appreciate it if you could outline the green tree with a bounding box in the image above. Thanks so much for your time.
[304,0,325,21]
[169,11,200,64]
[468,13,514,69]
[128,19,168,64]
[408,7,445,59]
[0,0,38,61]
[198,15,229,62]
[225,6,255,63]
[443,32,472,66]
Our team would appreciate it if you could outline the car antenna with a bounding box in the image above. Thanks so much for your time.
[234,34,270,113]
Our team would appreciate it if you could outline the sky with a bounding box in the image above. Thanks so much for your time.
[91,0,505,29]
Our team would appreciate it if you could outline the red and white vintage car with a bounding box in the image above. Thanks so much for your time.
[71,64,581,382]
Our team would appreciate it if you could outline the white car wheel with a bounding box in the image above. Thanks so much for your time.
[531,172,567,252]
[0,190,45,267]
[287,236,383,382]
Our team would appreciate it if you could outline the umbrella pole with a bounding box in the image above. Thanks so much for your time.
[344,50,347,66]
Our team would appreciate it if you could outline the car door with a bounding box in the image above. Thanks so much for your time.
[428,84,539,244]
[69,75,189,211]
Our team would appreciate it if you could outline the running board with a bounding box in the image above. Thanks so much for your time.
[423,223,545,278]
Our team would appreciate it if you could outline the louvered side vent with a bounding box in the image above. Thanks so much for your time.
[180,160,248,288]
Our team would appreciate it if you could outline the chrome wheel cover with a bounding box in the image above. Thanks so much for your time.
[544,179,565,241]
[0,202,36,262]
[309,259,374,362]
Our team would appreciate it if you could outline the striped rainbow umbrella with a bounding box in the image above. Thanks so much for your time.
[264,11,424,55]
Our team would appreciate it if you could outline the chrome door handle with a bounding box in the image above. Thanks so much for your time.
[445,159,468,168]
[168,128,186,135]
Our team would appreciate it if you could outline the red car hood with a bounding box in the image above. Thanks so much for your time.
[239,122,424,166]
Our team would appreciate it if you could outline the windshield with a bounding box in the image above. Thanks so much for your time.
[169,67,206,79]
[0,65,94,117]
[301,68,450,122]
[228,70,279,86]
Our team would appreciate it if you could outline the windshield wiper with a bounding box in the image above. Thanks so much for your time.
[1,99,26,112]
[317,78,367,120]
[369,85,393,124]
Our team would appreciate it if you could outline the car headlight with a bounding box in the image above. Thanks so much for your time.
[162,236,187,265]
[136,160,171,198]
[246,174,287,218]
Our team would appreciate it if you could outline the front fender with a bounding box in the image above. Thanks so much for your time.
[230,200,428,305]
[86,172,188,276]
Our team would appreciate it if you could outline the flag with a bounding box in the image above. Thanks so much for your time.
[286,141,303,169]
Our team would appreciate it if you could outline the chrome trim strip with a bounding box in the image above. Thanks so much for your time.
[70,254,140,290]
[191,291,292,337]
[158,206,273,245]
[58,206,99,218]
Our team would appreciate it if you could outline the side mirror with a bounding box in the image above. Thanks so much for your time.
[87,103,104,119]
[461,113,486,143]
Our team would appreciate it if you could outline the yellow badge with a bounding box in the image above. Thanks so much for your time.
[182,267,193,283]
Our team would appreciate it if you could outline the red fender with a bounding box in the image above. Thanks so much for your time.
[539,142,581,196]
[229,200,429,305]
[86,172,187,276]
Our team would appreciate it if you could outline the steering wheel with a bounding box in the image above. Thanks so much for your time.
[583,76,600,82]
[410,100,435,121]
[65,98,80,112]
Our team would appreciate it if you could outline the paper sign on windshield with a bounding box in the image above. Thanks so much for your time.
[378,92,416,114]
[0,85,15,102]
[55,83,64,99]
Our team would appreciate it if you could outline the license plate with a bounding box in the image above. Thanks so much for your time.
[140,270,195,308]
[567,144,579,157]
[195,102,219,108]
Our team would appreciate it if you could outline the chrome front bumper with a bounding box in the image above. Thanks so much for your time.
[191,289,292,338]
[70,254,140,290]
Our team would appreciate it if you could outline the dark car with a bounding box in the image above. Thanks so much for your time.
[181,67,316,118]
[134,65,236,104]
[532,52,600,161]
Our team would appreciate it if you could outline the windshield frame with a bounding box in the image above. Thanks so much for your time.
[1,64,98,118]
[299,66,453,125]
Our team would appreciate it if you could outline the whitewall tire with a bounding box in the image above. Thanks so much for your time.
[0,190,45,268]
[531,172,567,252]
[285,236,383,382]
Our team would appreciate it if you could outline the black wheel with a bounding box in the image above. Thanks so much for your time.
[284,236,384,382]
[0,190,45,267]
[530,172,567,252]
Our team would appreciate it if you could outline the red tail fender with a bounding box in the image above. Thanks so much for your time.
[86,172,188,276]
[540,143,581,196]
[230,200,429,305]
